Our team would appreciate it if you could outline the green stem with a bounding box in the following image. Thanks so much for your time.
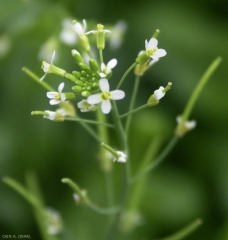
[99,49,103,64]
[120,104,148,119]
[131,136,179,183]
[22,67,55,91]
[78,122,102,143]
[125,75,140,135]
[104,103,130,240]
[181,57,222,123]
[2,177,45,217]
[64,117,114,128]
[156,218,203,240]
[116,62,137,89]
[25,172,59,240]
[96,109,114,211]
[62,178,119,215]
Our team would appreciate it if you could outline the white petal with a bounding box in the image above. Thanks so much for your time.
[154,49,167,58]
[77,100,84,108]
[44,111,56,120]
[147,38,158,49]
[150,55,159,61]
[50,99,61,105]
[99,79,110,92]
[101,62,106,71]
[85,30,97,35]
[107,59,117,69]
[47,92,57,99]
[40,73,47,81]
[43,63,50,72]
[60,93,66,101]
[58,82,64,93]
[101,101,111,114]
[51,51,56,64]
[103,30,111,33]
[110,90,125,100]
[99,72,107,78]
[83,19,87,32]
[154,87,165,100]
[145,39,149,49]
[87,94,102,104]
[74,23,83,35]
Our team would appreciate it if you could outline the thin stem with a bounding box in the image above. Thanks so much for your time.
[78,122,102,143]
[120,104,148,119]
[181,57,222,123]
[2,177,45,216]
[62,178,119,215]
[155,218,203,240]
[104,102,130,240]
[22,67,55,91]
[125,75,140,135]
[64,117,114,128]
[99,49,104,64]
[131,136,179,183]
[96,109,114,211]
[116,62,137,89]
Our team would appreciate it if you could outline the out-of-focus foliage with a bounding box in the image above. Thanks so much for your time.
[0,0,228,239]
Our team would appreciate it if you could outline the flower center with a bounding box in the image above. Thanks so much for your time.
[101,91,111,101]
[147,47,158,56]
[55,93,61,100]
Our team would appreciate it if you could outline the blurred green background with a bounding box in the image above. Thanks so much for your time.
[1,0,228,239]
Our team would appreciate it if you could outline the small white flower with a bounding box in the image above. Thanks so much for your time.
[46,82,66,105]
[145,38,167,61]
[43,111,57,121]
[113,151,127,163]
[72,19,87,37]
[87,79,125,114]
[60,19,77,45]
[176,116,196,130]
[40,51,56,81]
[77,99,95,112]
[45,208,62,235]
[154,86,165,101]
[99,59,117,77]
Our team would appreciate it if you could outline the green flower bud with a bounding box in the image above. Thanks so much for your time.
[72,71,81,78]
[65,73,78,83]
[72,49,84,65]
[81,90,91,97]
[72,86,82,92]
[135,51,150,64]
[89,58,99,72]
[75,80,84,86]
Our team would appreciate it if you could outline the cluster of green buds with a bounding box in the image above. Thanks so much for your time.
[70,50,100,97]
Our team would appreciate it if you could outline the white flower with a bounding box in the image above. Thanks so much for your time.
[77,100,95,112]
[43,111,57,121]
[113,151,127,163]
[60,19,77,45]
[99,59,117,77]
[40,51,56,81]
[46,82,66,105]
[87,79,125,114]
[43,110,64,122]
[145,38,167,61]
[154,86,165,100]
[176,116,196,130]
[72,19,87,37]
[45,208,62,235]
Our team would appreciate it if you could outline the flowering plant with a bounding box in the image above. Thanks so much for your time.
[3,18,222,240]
